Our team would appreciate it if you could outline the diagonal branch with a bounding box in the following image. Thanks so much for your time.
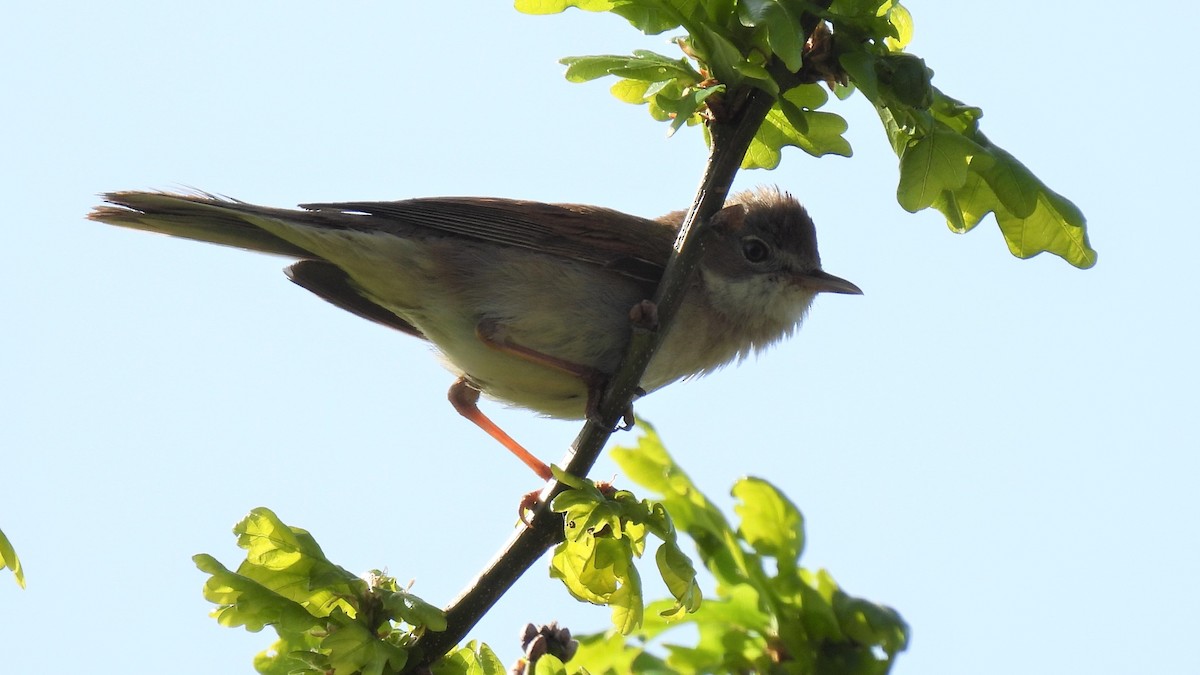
[406,83,779,670]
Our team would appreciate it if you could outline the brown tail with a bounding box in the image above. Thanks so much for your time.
[88,191,313,257]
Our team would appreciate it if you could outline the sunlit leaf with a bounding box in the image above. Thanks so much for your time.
[532,653,570,675]
[655,542,702,618]
[738,0,806,71]
[431,641,507,675]
[198,507,446,673]
[194,553,325,634]
[575,426,910,673]
[885,3,914,50]
[744,90,852,168]
[0,528,24,589]
[996,187,1096,268]
[732,477,804,564]
[833,592,911,656]
[514,0,616,15]
[896,128,978,212]
[974,140,1043,219]
[323,621,409,675]
[381,588,449,632]
[571,631,666,674]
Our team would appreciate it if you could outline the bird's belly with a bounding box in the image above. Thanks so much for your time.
[427,320,593,419]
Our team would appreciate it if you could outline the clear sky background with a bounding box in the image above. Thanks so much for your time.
[3,2,1196,673]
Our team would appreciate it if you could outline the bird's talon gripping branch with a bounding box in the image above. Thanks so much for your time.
[517,489,542,526]
[617,406,636,432]
[583,371,629,432]
[629,299,660,331]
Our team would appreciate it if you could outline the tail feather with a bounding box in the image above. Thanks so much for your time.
[88,191,314,258]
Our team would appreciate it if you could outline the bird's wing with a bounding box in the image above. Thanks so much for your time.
[300,196,675,286]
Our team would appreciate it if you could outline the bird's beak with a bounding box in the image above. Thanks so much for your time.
[802,270,863,295]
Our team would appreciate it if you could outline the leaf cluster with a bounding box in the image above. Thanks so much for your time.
[193,430,906,675]
[517,0,1095,267]
[194,507,446,675]
[843,53,1096,267]
[567,425,909,674]
[520,0,869,158]
[548,466,702,635]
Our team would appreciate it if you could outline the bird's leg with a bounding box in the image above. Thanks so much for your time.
[475,319,620,429]
[448,377,553,482]
[475,318,598,381]
[469,315,649,518]
[475,317,649,432]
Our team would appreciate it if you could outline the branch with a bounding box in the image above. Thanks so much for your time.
[406,84,778,670]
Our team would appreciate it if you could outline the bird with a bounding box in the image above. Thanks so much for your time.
[88,187,861,480]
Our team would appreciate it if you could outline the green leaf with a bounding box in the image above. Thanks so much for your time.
[516,0,687,34]
[929,88,984,137]
[732,477,804,565]
[514,0,616,16]
[381,587,449,632]
[230,508,363,620]
[795,569,844,642]
[657,85,723,135]
[744,87,852,168]
[550,463,703,634]
[0,527,24,589]
[612,425,755,588]
[562,55,640,83]
[655,542,702,618]
[927,137,1097,267]
[551,522,646,632]
[848,49,1094,267]
[532,653,569,675]
[607,569,646,635]
[235,508,311,568]
[975,144,1039,219]
[828,0,893,17]
[609,3,688,35]
[639,582,771,646]
[431,641,507,675]
[896,128,979,212]
[198,507,444,673]
[687,24,753,91]
[253,635,326,675]
[885,3,914,50]
[322,622,409,675]
[562,51,701,85]
[832,591,910,656]
[609,78,652,103]
[995,187,1096,268]
[737,0,805,72]
[932,163,1007,234]
[194,553,325,634]
[877,52,934,109]
[571,631,666,674]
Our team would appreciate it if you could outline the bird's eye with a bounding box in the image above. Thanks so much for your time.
[741,236,771,263]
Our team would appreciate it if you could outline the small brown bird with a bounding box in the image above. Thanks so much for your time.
[89,187,860,479]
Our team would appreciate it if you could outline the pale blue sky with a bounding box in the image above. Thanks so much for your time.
[4,2,1197,673]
